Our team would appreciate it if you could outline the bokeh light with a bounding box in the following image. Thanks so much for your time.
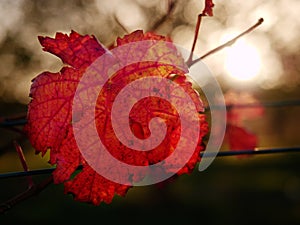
[224,39,261,81]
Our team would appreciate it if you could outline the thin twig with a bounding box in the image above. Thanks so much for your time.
[150,0,177,32]
[167,0,173,14]
[186,14,203,65]
[0,168,55,179]
[0,176,53,214]
[14,141,34,188]
[0,113,27,121]
[0,118,27,127]
[186,0,214,65]
[0,113,27,134]
[0,117,26,134]
[113,14,130,34]
[1,126,25,135]
[187,18,264,67]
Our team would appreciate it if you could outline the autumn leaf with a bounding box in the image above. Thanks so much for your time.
[25,30,208,205]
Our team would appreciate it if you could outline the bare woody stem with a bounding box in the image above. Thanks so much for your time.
[0,176,53,214]
[187,18,264,67]
[0,142,53,214]
[150,0,177,32]
[0,113,27,134]
[166,0,174,14]
[114,0,178,34]
[114,14,130,34]
[186,14,203,65]
[14,141,34,188]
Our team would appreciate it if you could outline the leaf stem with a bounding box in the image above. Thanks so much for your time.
[0,113,27,134]
[150,0,177,32]
[187,18,264,67]
[186,14,203,66]
[114,14,130,34]
[0,119,27,127]
[14,141,34,188]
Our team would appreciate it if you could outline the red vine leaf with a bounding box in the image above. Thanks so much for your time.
[64,160,129,205]
[39,31,106,70]
[25,30,208,205]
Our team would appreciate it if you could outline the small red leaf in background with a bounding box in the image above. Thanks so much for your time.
[25,30,208,204]
[224,91,264,155]
[202,0,214,16]
[226,125,257,151]
[225,91,264,126]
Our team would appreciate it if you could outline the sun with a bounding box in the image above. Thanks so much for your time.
[224,39,261,81]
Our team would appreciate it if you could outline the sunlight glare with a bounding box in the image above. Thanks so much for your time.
[224,39,261,81]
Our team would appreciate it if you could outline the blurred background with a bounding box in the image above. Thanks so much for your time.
[0,0,300,224]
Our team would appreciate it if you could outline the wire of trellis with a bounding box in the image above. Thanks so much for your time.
[207,99,300,110]
[1,146,300,179]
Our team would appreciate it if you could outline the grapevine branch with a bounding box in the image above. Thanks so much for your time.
[114,14,130,34]
[0,176,53,214]
[0,113,26,134]
[0,142,53,214]
[113,0,178,34]
[14,141,34,188]
[187,13,203,65]
[150,0,177,31]
[187,18,264,67]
